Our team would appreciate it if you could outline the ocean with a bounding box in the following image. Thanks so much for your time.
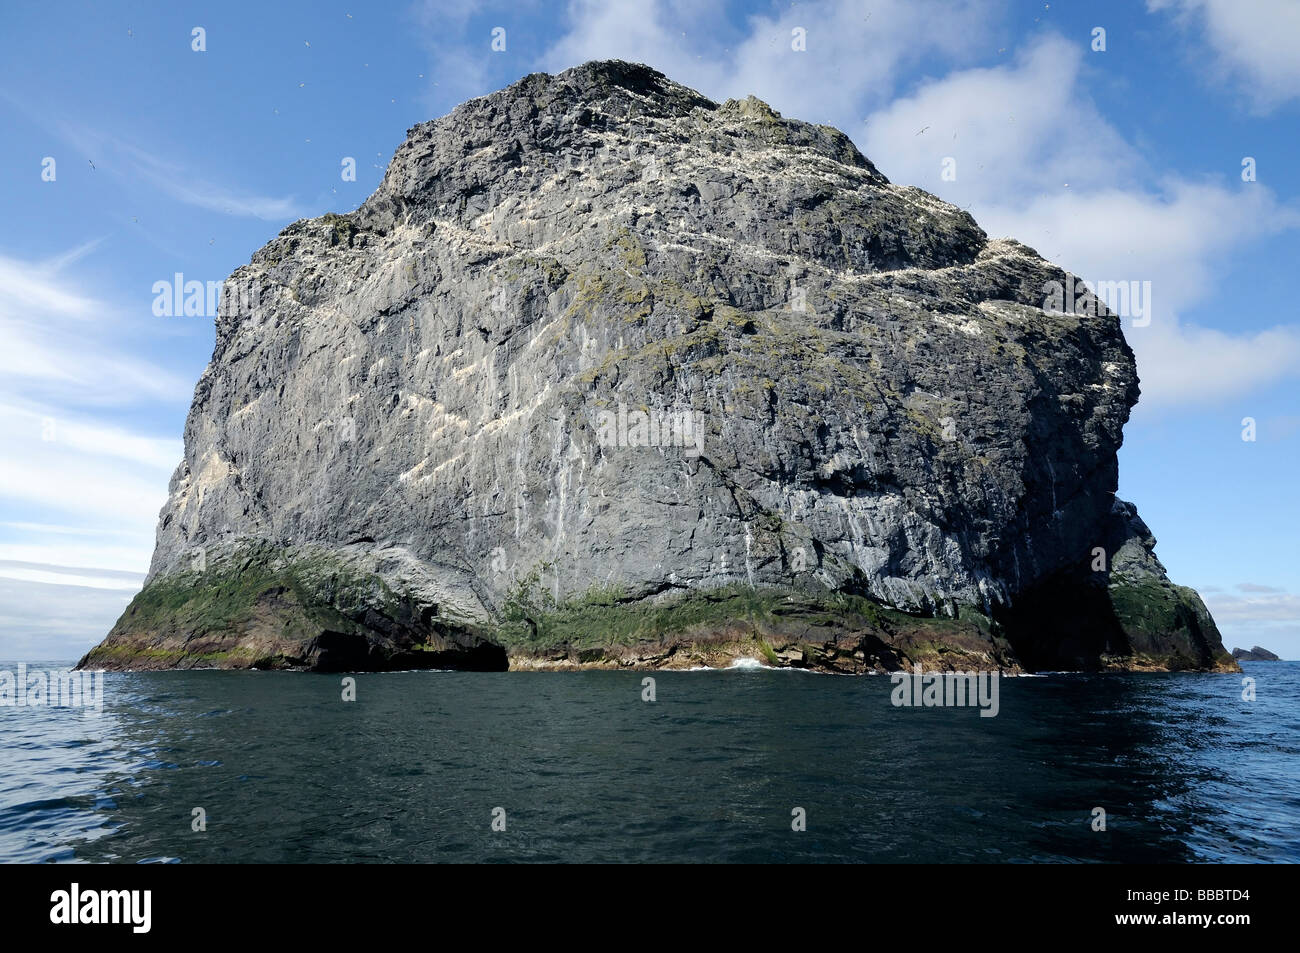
[1,660,1296,863]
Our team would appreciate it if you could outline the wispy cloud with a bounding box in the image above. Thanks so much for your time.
[1148,0,1300,111]
[0,559,143,591]
[2,87,305,222]
[0,245,182,607]
[40,236,110,273]
[0,407,175,535]
[119,140,304,220]
[0,575,135,662]
[0,249,194,406]
[0,249,100,319]
[1212,594,1300,624]
[41,112,304,221]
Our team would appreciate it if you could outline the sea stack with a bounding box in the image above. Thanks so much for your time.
[1233,646,1280,662]
[80,61,1236,674]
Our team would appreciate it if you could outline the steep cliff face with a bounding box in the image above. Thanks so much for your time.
[81,61,1234,673]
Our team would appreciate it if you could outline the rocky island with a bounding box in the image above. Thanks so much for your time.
[1233,646,1280,662]
[80,61,1236,675]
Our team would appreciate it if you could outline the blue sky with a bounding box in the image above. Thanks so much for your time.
[0,0,1296,660]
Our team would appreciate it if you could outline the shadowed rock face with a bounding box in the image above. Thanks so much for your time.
[80,60,1235,674]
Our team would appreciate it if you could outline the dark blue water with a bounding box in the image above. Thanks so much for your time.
[1,661,1296,862]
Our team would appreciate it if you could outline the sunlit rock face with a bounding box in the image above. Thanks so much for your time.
[81,61,1232,674]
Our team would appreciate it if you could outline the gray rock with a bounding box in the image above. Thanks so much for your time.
[80,61,1234,673]
[1233,646,1280,662]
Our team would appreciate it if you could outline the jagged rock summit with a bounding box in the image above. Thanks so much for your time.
[81,61,1235,674]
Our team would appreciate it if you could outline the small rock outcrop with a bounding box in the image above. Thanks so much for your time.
[1233,646,1281,662]
[80,61,1235,673]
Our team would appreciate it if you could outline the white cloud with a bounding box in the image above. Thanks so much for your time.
[0,528,159,587]
[1129,321,1300,408]
[977,184,1300,408]
[0,248,181,610]
[0,249,194,407]
[540,0,733,94]
[0,541,155,577]
[0,411,173,540]
[1212,588,1300,621]
[1201,585,1300,659]
[411,0,511,119]
[541,0,993,124]
[1,89,303,221]
[0,560,143,592]
[43,116,303,221]
[421,44,496,114]
[860,37,1300,411]
[861,37,1140,204]
[110,136,303,221]
[0,400,168,655]
[0,250,100,319]
[0,576,135,662]
[1149,0,1300,111]
[0,404,182,472]
[144,175,302,221]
